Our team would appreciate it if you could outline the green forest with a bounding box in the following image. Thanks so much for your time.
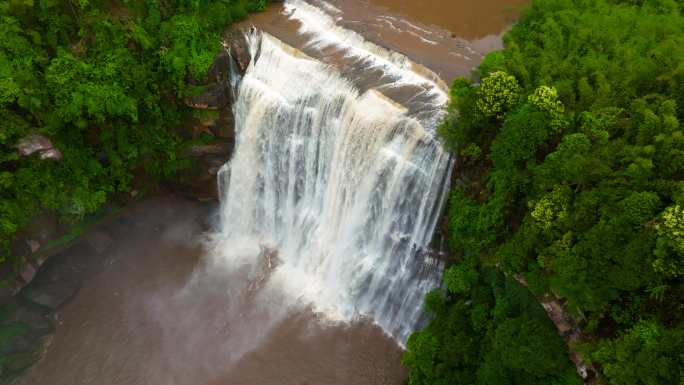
[0,0,268,266]
[403,0,684,383]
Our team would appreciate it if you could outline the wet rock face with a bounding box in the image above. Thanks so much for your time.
[206,51,232,84]
[0,293,57,376]
[211,108,235,140]
[186,105,235,142]
[16,311,53,337]
[10,211,58,262]
[230,32,251,75]
[179,31,246,202]
[0,328,32,358]
[185,82,233,110]
[185,30,253,110]
[182,142,234,158]
[5,353,32,372]
[21,283,80,310]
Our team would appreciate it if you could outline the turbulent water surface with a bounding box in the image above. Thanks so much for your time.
[236,0,525,84]
[16,0,524,383]
[214,18,453,345]
[16,198,409,384]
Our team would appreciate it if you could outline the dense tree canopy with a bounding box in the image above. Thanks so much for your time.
[403,265,580,384]
[407,0,684,383]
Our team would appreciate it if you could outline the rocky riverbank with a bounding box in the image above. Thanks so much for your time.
[0,195,214,382]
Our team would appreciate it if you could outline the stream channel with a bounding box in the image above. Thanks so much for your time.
[17,0,523,383]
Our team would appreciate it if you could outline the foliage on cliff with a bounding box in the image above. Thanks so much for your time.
[403,264,580,385]
[0,0,267,264]
[406,0,684,383]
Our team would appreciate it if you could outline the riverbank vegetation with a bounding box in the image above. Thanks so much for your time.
[404,0,684,383]
[403,264,581,384]
[0,0,268,266]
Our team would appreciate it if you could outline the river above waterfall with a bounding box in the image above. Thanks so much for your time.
[235,0,525,84]
[360,0,528,42]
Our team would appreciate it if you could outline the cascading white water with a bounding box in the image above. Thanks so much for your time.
[213,2,452,344]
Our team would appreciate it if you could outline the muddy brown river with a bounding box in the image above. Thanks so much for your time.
[18,0,524,383]
[363,0,527,42]
[16,198,407,384]
[237,0,526,84]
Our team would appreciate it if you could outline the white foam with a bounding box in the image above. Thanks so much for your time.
[212,18,451,348]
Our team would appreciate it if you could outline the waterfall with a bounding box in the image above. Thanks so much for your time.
[213,8,452,345]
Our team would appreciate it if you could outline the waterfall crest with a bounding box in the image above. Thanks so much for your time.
[214,24,451,343]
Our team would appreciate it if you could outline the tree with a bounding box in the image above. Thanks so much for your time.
[590,321,684,385]
[443,264,478,294]
[490,314,572,378]
[489,104,554,169]
[653,205,684,276]
[527,86,565,131]
[434,0,684,382]
[403,331,440,384]
[403,266,580,384]
[476,71,520,119]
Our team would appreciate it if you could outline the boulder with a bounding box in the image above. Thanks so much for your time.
[12,210,58,259]
[18,310,54,337]
[40,148,62,161]
[185,82,232,110]
[7,306,28,323]
[26,239,40,253]
[4,353,33,372]
[0,324,33,356]
[23,245,89,288]
[11,335,31,353]
[206,51,233,84]
[212,108,236,140]
[230,32,251,74]
[14,134,62,161]
[14,134,52,156]
[17,261,38,286]
[181,142,234,158]
[21,283,80,309]
[212,122,235,140]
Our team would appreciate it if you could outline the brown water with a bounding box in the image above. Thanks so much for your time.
[363,0,528,42]
[17,198,407,384]
[235,0,526,83]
